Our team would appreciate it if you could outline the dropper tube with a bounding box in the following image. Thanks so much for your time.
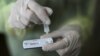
[43,24,50,34]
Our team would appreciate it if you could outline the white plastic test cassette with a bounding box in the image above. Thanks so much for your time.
[23,38,53,49]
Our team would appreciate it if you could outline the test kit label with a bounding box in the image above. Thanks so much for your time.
[23,38,53,49]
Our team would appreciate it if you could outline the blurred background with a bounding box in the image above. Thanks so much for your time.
[0,0,15,56]
[0,0,100,56]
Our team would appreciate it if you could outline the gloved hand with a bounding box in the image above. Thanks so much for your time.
[8,0,53,29]
[41,26,82,56]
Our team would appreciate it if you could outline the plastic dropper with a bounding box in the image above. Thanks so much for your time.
[43,24,53,43]
[43,24,50,34]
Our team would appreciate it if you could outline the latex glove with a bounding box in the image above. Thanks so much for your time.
[41,26,82,56]
[8,0,53,29]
